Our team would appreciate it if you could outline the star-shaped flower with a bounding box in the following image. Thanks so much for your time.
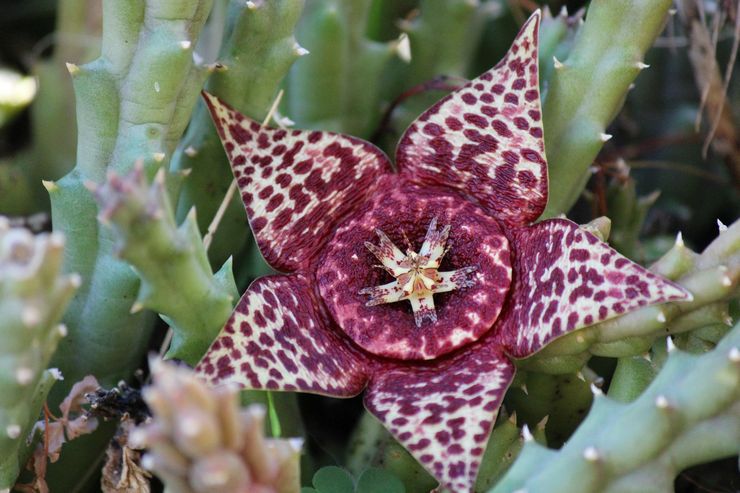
[195,12,690,492]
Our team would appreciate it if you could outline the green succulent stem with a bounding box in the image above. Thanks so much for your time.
[90,167,238,365]
[45,0,214,489]
[284,0,395,138]
[490,322,740,493]
[0,221,78,488]
[541,0,674,217]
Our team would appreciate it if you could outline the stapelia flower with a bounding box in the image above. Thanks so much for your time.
[196,11,690,492]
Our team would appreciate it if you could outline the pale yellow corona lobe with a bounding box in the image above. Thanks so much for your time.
[359,218,477,327]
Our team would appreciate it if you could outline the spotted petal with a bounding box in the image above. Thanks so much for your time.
[364,344,515,493]
[203,92,393,272]
[396,11,546,227]
[196,274,371,396]
[499,219,692,358]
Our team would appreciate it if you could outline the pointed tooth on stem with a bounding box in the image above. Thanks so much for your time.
[6,425,21,439]
[666,336,676,353]
[521,425,533,442]
[42,180,59,193]
[583,446,600,462]
[15,367,34,385]
[655,395,671,410]
[21,307,41,328]
[729,347,740,363]
[553,56,564,69]
[293,42,309,57]
[590,383,603,396]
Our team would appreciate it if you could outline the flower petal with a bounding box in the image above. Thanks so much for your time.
[203,92,394,271]
[500,219,692,358]
[396,11,547,227]
[196,274,371,397]
[364,344,515,493]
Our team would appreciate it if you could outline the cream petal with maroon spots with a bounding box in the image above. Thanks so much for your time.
[396,11,547,227]
[499,219,692,358]
[364,344,515,493]
[195,274,372,397]
[202,92,394,272]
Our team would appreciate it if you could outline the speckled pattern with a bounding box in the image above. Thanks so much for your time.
[196,274,371,396]
[499,219,690,357]
[202,91,393,272]
[317,181,512,361]
[364,344,514,493]
[396,12,547,228]
[197,11,692,493]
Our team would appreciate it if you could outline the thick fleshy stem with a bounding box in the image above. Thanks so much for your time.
[0,218,78,488]
[130,358,302,493]
[540,0,675,217]
[604,174,661,260]
[283,0,396,138]
[504,372,593,448]
[49,0,213,396]
[44,1,214,488]
[489,321,740,493]
[171,0,305,269]
[537,7,583,98]
[521,219,740,371]
[88,164,237,365]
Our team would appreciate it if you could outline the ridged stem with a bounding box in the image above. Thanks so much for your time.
[0,220,78,488]
[45,1,214,488]
[490,322,740,492]
[541,0,674,217]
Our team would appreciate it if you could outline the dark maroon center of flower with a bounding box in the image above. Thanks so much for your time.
[316,181,512,360]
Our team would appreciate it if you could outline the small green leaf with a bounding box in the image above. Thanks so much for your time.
[311,466,355,493]
[356,468,405,493]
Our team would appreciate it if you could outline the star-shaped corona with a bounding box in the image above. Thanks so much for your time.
[195,11,691,493]
[359,218,477,327]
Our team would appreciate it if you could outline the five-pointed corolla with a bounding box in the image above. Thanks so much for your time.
[195,12,690,493]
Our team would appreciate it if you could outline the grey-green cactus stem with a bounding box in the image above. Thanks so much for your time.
[284,0,396,138]
[604,175,661,261]
[45,0,214,489]
[89,165,238,365]
[520,219,740,372]
[50,0,213,395]
[540,0,675,217]
[171,0,305,269]
[0,218,78,488]
[537,7,582,97]
[490,322,740,493]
